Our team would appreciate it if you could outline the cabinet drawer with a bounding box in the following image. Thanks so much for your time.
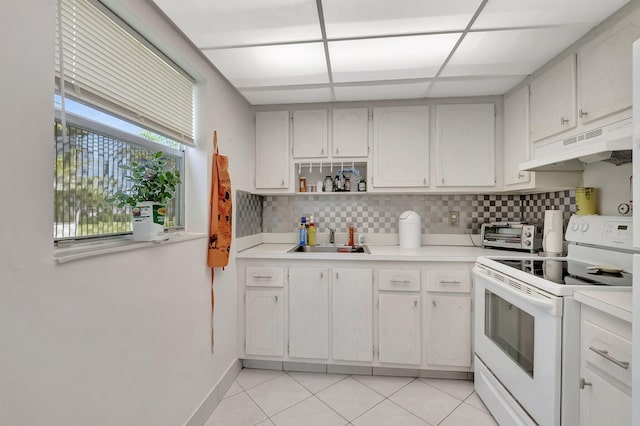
[378,269,421,291]
[426,266,470,293]
[582,320,631,388]
[245,267,284,287]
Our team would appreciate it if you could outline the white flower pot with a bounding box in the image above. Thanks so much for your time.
[132,201,166,242]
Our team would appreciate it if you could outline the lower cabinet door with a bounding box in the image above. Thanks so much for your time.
[289,267,329,359]
[426,294,471,367]
[245,289,284,356]
[331,268,373,362]
[580,370,631,425]
[378,294,421,365]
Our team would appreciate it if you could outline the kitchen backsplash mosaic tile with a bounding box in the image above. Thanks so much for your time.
[260,190,576,234]
[235,190,263,237]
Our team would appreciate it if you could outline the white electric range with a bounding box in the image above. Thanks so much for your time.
[473,215,634,426]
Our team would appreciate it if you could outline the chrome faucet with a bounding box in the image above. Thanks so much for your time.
[329,228,335,244]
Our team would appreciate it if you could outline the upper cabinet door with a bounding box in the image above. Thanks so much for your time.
[332,108,369,157]
[530,54,577,142]
[504,86,532,187]
[578,11,640,124]
[435,103,495,187]
[292,109,328,158]
[372,106,429,188]
[255,111,290,190]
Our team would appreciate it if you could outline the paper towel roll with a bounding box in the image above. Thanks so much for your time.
[543,210,564,255]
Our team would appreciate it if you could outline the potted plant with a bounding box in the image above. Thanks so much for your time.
[107,151,181,241]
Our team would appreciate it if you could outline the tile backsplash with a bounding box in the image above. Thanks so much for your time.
[235,190,576,236]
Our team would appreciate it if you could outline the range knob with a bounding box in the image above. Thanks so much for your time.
[580,223,589,232]
[571,223,580,231]
[524,231,532,238]
[524,240,531,246]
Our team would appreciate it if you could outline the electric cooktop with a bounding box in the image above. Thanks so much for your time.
[493,258,632,287]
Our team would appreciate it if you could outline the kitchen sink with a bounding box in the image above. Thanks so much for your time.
[288,244,370,254]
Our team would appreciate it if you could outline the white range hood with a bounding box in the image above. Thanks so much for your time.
[519,118,632,171]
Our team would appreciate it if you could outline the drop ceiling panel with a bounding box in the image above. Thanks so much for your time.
[473,0,630,29]
[153,0,321,47]
[334,82,430,101]
[330,34,460,83]
[322,0,483,38]
[241,87,332,105]
[442,26,592,77]
[204,43,329,87]
[428,76,526,97]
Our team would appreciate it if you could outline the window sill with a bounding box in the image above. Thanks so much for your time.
[54,232,207,264]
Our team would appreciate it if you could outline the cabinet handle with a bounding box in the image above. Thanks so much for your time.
[560,117,569,125]
[441,177,445,184]
[579,109,588,118]
[336,272,339,279]
[281,179,285,186]
[336,147,339,155]
[252,275,273,279]
[589,346,629,369]
[389,279,411,284]
[579,378,592,389]
[321,147,324,155]
[432,300,437,307]
[413,300,418,308]
[518,172,525,179]
[423,177,427,184]
[320,272,323,279]
[274,295,279,303]
[439,280,461,285]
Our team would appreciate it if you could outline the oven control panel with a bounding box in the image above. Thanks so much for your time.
[565,215,632,249]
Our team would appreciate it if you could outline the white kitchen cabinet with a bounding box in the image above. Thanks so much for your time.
[288,267,329,360]
[256,110,290,190]
[425,294,471,368]
[331,267,373,362]
[378,294,421,365]
[503,85,583,191]
[579,305,632,425]
[579,370,631,425]
[292,109,328,158]
[578,11,640,124]
[504,86,532,187]
[372,106,429,188]
[435,103,495,187]
[530,54,577,142]
[245,289,284,357]
[332,108,369,157]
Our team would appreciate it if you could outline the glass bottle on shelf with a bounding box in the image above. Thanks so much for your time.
[324,176,333,192]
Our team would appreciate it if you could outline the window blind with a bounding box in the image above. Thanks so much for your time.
[55,0,195,145]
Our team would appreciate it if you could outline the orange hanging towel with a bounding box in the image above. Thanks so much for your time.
[208,131,232,352]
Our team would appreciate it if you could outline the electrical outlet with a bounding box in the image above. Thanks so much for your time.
[449,211,460,227]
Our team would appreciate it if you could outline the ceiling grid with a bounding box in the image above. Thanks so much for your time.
[153,0,631,104]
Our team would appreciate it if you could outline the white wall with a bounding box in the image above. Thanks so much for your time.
[583,162,633,216]
[0,1,254,424]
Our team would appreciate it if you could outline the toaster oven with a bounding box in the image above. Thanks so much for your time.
[480,222,542,253]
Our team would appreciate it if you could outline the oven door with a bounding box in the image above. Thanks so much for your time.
[474,265,563,426]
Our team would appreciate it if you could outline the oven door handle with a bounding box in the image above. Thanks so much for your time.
[475,267,562,317]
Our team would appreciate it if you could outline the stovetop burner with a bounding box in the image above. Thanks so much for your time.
[493,258,632,287]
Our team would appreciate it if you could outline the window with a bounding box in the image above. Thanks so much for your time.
[54,0,194,242]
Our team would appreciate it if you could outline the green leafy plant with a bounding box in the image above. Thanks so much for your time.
[106,151,181,208]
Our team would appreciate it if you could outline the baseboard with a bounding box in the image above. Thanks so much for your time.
[241,359,284,371]
[419,369,470,380]
[184,358,241,426]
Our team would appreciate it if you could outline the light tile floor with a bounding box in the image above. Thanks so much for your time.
[205,369,497,426]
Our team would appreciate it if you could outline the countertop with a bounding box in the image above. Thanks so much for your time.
[574,289,633,323]
[237,243,509,262]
